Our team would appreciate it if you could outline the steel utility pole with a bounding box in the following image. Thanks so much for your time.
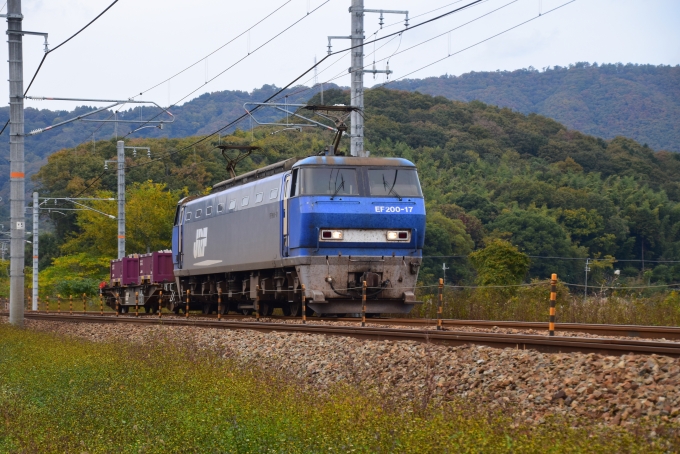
[117,140,125,259]
[330,1,407,157]
[7,0,25,325]
[32,192,38,311]
[349,0,365,157]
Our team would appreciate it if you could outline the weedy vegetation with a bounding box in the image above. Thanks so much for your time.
[0,325,677,452]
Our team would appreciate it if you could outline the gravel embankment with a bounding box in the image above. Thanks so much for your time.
[7,317,680,428]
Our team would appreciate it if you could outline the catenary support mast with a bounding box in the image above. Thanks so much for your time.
[32,192,38,311]
[8,0,25,325]
[117,140,125,259]
[349,0,365,157]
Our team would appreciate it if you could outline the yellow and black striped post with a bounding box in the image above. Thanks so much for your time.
[69,294,73,315]
[549,273,557,336]
[82,293,87,315]
[217,288,222,321]
[115,292,120,317]
[437,278,444,331]
[45,295,49,313]
[135,291,139,317]
[58,294,61,313]
[158,290,163,318]
[185,289,190,318]
[99,293,103,316]
[301,283,306,325]
[255,285,261,321]
[361,280,367,327]
[28,295,31,312]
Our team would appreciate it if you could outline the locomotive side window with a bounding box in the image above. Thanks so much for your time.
[367,169,422,198]
[206,206,212,215]
[242,196,249,207]
[186,212,192,221]
[269,188,278,200]
[196,209,202,218]
[290,169,299,197]
[300,167,358,196]
[255,192,263,203]
[217,203,224,213]
[229,200,236,211]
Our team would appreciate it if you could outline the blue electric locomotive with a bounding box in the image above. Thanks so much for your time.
[169,155,425,316]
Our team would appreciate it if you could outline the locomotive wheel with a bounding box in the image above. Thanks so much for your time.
[305,306,314,317]
[284,301,300,317]
[259,302,273,317]
[119,306,129,314]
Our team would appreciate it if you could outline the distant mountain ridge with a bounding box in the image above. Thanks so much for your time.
[389,63,680,152]
[0,62,678,212]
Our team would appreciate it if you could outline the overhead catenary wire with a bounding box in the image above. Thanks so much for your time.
[59,0,306,198]
[0,0,120,138]
[122,0,487,170]
[378,0,576,87]
[121,0,331,141]
[23,0,120,97]
[132,0,292,99]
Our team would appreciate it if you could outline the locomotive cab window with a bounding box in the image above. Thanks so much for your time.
[300,167,358,196]
[269,188,278,200]
[186,212,192,221]
[206,206,212,215]
[241,196,249,207]
[255,192,263,203]
[229,200,236,211]
[367,168,422,198]
[195,209,202,218]
[217,203,224,213]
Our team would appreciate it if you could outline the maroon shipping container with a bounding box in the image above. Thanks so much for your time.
[139,251,174,284]
[109,257,140,286]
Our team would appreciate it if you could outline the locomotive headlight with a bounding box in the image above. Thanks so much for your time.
[321,229,343,240]
[387,230,410,241]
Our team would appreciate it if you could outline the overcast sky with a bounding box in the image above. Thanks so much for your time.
[4,0,679,111]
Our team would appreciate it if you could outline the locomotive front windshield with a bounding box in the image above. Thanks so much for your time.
[301,167,358,196]
[368,168,422,198]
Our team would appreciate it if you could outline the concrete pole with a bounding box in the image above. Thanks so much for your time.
[8,0,25,326]
[349,0,365,157]
[32,192,38,311]
[117,140,125,259]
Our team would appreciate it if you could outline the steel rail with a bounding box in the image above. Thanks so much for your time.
[5,312,680,358]
[3,311,680,340]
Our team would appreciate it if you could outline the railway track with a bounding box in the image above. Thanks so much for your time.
[4,311,680,358]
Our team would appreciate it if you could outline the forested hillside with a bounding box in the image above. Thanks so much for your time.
[29,87,680,293]
[391,63,680,152]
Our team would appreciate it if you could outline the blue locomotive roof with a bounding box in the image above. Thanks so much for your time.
[293,156,415,168]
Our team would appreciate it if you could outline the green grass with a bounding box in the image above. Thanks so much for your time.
[0,324,676,453]
[410,283,680,326]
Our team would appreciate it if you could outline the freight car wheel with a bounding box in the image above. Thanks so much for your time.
[172,306,181,315]
[218,304,228,316]
[241,308,253,316]
[202,303,212,315]
[144,305,152,314]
